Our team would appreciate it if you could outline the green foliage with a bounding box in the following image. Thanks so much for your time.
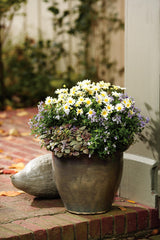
[0,0,26,16]
[0,0,26,109]
[1,0,124,109]
[3,38,80,108]
[29,80,149,159]
[41,124,91,158]
[44,0,124,82]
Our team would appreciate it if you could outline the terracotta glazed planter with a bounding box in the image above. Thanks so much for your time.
[52,152,123,214]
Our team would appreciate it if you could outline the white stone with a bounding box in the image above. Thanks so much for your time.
[11,154,59,198]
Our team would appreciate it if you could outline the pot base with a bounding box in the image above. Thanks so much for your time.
[67,209,109,215]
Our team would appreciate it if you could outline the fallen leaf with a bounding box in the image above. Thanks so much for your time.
[9,128,20,136]
[0,149,4,153]
[21,132,30,136]
[151,229,159,235]
[4,136,14,141]
[9,162,25,170]
[13,158,25,163]
[127,200,136,204]
[0,190,25,197]
[0,121,3,126]
[16,111,28,117]
[118,206,127,211]
[33,137,40,142]
[5,106,13,111]
[0,113,7,118]
[0,154,8,159]
[0,129,8,136]
[4,155,13,160]
[1,169,18,174]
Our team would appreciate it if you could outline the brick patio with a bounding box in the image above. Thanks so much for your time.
[0,108,159,240]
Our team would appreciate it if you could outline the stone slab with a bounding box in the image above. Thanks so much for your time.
[120,153,158,208]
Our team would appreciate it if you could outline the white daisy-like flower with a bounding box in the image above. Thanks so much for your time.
[78,96,84,103]
[75,101,81,107]
[115,103,124,111]
[112,85,121,90]
[101,109,109,118]
[76,90,84,96]
[87,88,94,95]
[103,96,112,104]
[63,104,70,115]
[106,104,114,112]
[129,109,134,115]
[95,95,103,105]
[100,91,107,98]
[58,93,65,100]
[87,109,95,118]
[67,97,75,105]
[92,85,100,92]
[100,82,111,89]
[76,108,83,116]
[45,96,54,105]
[81,85,91,92]
[85,98,92,106]
[55,88,68,94]
[123,98,132,108]
[112,91,122,97]
[77,79,91,87]
[70,86,80,95]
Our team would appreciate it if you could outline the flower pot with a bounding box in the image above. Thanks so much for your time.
[52,152,123,214]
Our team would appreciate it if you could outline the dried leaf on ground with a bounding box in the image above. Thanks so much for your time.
[16,111,28,117]
[0,113,7,119]
[0,129,8,136]
[126,200,136,204]
[1,169,18,174]
[9,128,20,136]
[13,158,25,163]
[21,132,30,136]
[4,136,14,141]
[118,206,127,211]
[33,137,40,142]
[0,121,3,126]
[0,154,12,160]
[0,149,4,153]
[5,106,13,111]
[0,168,4,174]
[151,229,159,235]
[0,190,25,197]
[9,162,25,170]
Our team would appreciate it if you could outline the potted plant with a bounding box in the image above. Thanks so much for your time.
[29,79,149,214]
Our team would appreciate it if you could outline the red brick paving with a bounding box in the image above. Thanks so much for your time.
[0,108,159,240]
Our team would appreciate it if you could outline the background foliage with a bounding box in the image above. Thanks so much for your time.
[0,0,124,109]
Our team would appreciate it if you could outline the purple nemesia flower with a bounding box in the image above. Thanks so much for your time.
[112,115,121,124]
[127,112,133,119]
[114,136,118,140]
[38,101,44,111]
[140,120,146,128]
[146,117,150,123]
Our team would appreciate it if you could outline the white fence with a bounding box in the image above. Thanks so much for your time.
[10,0,125,85]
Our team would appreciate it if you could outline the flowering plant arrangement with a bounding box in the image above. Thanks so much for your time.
[29,80,149,159]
